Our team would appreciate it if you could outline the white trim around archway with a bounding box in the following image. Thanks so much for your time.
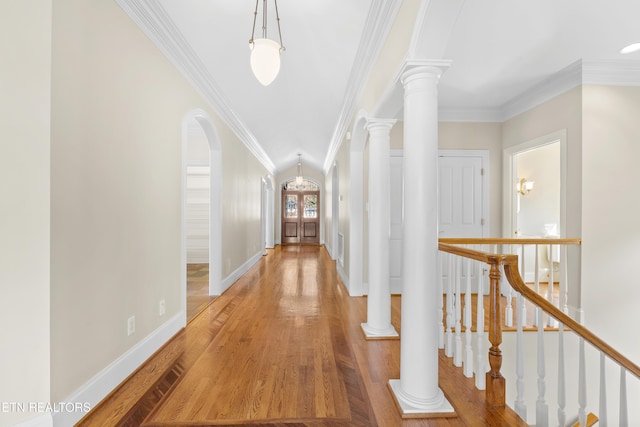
[181,109,223,325]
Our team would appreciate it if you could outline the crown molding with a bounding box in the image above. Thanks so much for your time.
[582,59,640,86]
[115,0,276,175]
[446,59,640,123]
[500,59,583,122]
[322,0,403,174]
[438,108,503,123]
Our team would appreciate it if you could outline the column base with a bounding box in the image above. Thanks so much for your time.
[360,322,399,340]
[388,379,455,419]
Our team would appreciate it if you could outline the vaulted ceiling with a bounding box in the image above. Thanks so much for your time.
[118,0,640,175]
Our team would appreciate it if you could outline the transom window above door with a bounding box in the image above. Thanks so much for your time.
[282,178,319,191]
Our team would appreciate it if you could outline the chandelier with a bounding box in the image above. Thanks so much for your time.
[295,154,304,187]
[249,0,285,86]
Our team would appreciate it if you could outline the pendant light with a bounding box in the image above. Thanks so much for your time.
[249,0,285,86]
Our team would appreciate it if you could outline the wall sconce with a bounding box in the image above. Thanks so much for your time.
[517,178,534,196]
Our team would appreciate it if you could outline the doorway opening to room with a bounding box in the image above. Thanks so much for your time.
[281,178,320,245]
[185,124,213,322]
[503,129,567,284]
[182,111,222,324]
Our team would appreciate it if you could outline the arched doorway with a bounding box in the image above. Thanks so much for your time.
[281,178,320,245]
[181,109,222,325]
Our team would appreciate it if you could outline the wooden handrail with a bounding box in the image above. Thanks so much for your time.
[440,237,582,246]
[502,255,640,380]
[439,237,640,412]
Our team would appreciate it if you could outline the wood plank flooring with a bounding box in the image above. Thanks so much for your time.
[187,263,215,323]
[77,245,527,427]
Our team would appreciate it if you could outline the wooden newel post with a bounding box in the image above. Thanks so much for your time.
[486,259,506,406]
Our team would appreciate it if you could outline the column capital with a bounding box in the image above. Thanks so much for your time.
[400,59,452,87]
[365,117,397,133]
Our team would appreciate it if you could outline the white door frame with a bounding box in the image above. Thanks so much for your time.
[502,129,567,238]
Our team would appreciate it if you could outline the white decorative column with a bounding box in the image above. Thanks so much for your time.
[362,118,398,339]
[388,61,454,417]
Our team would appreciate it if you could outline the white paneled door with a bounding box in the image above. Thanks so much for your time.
[388,151,488,295]
[438,154,485,238]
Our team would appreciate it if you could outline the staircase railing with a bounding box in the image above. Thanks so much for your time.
[438,238,640,426]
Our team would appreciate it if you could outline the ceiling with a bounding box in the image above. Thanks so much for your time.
[121,0,640,175]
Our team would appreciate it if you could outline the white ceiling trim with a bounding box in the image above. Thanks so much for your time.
[442,59,640,123]
[582,60,640,86]
[115,0,277,175]
[322,0,403,174]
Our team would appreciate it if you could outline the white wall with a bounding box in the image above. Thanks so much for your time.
[49,0,267,418]
[582,85,640,363]
[439,122,503,237]
[516,143,561,237]
[0,1,52,425]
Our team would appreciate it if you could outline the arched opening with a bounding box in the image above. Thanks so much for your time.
[181,109,222,325]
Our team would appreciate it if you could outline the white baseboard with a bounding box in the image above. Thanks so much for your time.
[221,251,263,293]
[336,262,349,290]
[12,413,53,427]
[52,313,183,427]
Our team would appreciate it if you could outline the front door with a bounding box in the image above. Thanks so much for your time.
[281,190,320,244]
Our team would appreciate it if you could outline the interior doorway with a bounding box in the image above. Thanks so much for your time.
[503,130,567,239]
[181,110,222,325]
[503,129,567,282]
[281,178,320,245]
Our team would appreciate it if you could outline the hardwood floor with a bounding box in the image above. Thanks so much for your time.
[77,245,527,427]
[187,263,215,323]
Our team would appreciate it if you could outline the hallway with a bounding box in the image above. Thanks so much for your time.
[78,245,526,426]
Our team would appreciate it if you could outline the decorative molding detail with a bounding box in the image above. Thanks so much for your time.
[323,0,403,174]
[582,59,640,86]
[53,313,183,427]
[438,108,503,123]
[501,60,583,121]
[443,59,640,122]
[115,0,276,175]
[221,251,263,294]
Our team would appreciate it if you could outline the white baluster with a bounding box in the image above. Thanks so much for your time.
[454,256,463,367]
[445,253,454,358]
[536,306,549,427]
[578,339,587,426]
[560,245,568,314]
[475,261,486,390]
[547,244,557,328]
[534,244,540,327]
[505,245,514,327]
[464,257,473,377]
[620,367,628,427]
[514,291,527,420]
[520,244,527,326]
[557,323,566,426]
[599,353,608,427]
[437,251,444,349]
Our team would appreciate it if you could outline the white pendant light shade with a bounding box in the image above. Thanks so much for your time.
[250,38,281,86]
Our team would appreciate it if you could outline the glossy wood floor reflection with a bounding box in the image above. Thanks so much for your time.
[78,245,527,427]
[187,263,215,323]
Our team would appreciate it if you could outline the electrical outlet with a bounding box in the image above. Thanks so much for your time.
[158,299,166,316]
[127,316,135,336]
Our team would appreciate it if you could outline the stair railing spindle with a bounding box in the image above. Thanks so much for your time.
[557,322,566,426]
[514,290,527,420]
[475,260,486,390]
[599,353,608,427]
[464,257,473,377]
[620,367,628,427]
[454,256,463,367]
[536,297,549,427]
